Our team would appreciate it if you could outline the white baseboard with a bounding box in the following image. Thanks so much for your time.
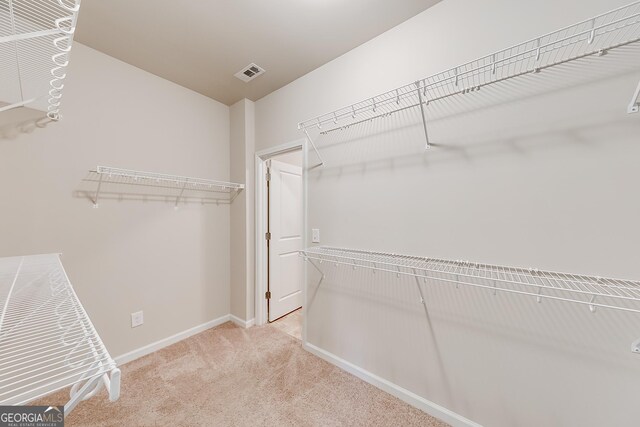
[115,314,231,365]
[303,342,482,427]
[230,314,255,329]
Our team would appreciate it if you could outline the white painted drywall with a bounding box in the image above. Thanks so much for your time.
[272,149,302,166]
[230,99,255,322]
[255,0,640,426]
[230,100,247,320]
[0,44,231,358]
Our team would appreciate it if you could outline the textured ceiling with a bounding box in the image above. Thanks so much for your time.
[74,0,442,105]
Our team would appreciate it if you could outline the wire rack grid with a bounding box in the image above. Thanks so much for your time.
[298,2,640,138]
[300,246,640,315]
[0,254,119,410]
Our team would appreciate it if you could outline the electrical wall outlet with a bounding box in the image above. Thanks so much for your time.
[131,311,144,328]
[312,228,320,243]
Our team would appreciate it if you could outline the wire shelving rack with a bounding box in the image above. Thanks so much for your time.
[87,166,245,208]
[0,0,82,119]
[0,254,120,413]
[298,1,640,161]
[300,246,640,353]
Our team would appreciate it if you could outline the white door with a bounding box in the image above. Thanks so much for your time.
[268,159,303,321]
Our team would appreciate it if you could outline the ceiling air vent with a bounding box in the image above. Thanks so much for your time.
[234,63,266,82]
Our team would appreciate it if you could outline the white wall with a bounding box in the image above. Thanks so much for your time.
[230,99,255,322]
[255,0,640,426]
[272,149,302,167]
[0,44,231,357]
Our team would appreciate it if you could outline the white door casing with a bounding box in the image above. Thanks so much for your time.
[268,159,303,321]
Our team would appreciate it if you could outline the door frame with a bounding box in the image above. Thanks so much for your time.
[255,139,308,338]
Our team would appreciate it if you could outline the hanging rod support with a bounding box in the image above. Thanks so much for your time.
[229,188,242,203]
[412,268,428,309]
[628,79,640,114]
[415,81,430,149]
[304,255,325,279]
[632,337,640,354]
[92,173,103,208]
[303,127,325,167]
[175,181,189,209]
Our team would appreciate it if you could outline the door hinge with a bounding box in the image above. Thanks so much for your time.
[266,169,271,182]
[265,291,271,299]
[265,232,271,240]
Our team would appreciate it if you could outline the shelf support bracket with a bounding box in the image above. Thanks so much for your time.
[175,181,188,209]
[415,81,430,150]
[92,173,103,208]
[300,253,326,287]
[628,79,640,114]
[632,337,640,354]
[65,367,118,415]
[412,268,429,315]
[307,258,325,280]
[65,373,103,414]
[105,368,121,402]
[302,127,325,168]
[229,187,242,203]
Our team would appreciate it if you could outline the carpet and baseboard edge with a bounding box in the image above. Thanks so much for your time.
[115,314,256,365]
[114,314,232,365]
[303,342,482,427]
[113,317,479,427]
[229,314,255,329]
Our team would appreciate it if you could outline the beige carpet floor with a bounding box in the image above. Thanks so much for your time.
[270,308,302,340]
[39,322,449,426]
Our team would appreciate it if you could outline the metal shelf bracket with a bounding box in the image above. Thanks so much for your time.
[92,173,103,208]
[65,368,120,414]
[302,128,325,168]
[175,181,189,209]
[628,79,640,114]
[415,81,430,150]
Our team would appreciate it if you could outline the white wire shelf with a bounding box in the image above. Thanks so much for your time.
[298,1,640,154]
[86,166,245,208]
[0,0,81,119]
[0,254,120,413]
[300,246,640,352]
